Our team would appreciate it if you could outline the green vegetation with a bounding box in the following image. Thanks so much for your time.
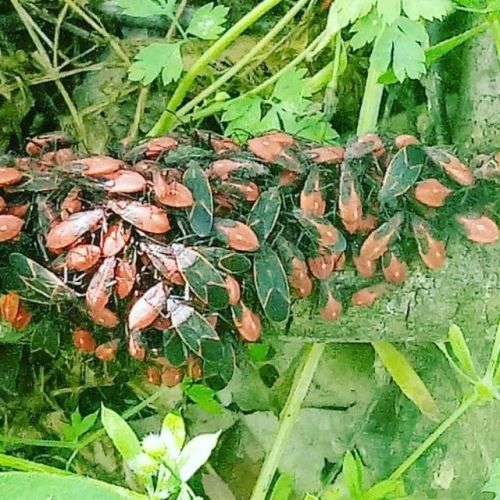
[0,0,499,499]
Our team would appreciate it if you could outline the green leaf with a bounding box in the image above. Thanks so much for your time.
[447,324,478,379]
[365,478,406,499]
[247,188,281,241]
[183,163,214,237]
[222,96,263,139]
[377,0,401,24]
[176,249,229,310]
[187,3,229,40]
[101,405,141,461]
[378,145,425,204]
[116,0,175,17]
[378,23,486,83]
[248,343,270,362]
[373,342,439,420]
[62,409,98,442]
[254,246,290,323]
[128,42,183,86]
[272,67,312,110]
[342,451,364,499]
[30,321,60,357]
[287,115,339,143]
[371,17,428,81]
[161,413,186,458]
[350,10,383,49]
[177,431,220,481]
[402,0,452,20]
[10,253,76,303]
[0,472,146,499]
[185,383,223,415]
[326,0,377,32]
[483,458,500,499]
[270,473,294,500]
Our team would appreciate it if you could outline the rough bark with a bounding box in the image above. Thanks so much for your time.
[272,239,499,342]
[453,23,500,152]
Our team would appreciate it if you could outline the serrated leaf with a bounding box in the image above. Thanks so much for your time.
[350,9,383,49]
[378,145,425,204]
[378,23,485,84]
[402,0,452,20]
[183,163,213,237]
[327,0,377,32]
[222,96,263,141]
[371,17,428,81]
[288,115,339,143]
[177,431,220,481]
[128,42,183,85]
[101,405,141,461]
[373,341,439,420]
[254,246,290,323]
[377,0,401,24]
[187,3,229,40]
[247,188,281,241]
[117,0,175,17]
[272,67,312,106]
[448,324,478,378]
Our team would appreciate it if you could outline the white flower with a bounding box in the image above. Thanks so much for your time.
[142,433,167,458]
[128,452,158,476]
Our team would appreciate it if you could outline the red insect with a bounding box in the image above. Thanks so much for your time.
[0,292,31,329]
[215,220,260,252]
[95,340,119,361]
[128,282,169,331]
[103,170,147,193]
[153,171,194,208]
[73,328,96,353]
[101,222,131,257]
[224,275,241,305]
[414,179,452,208]
[115,259,136,299]
[0,215,24,242]
[352,284,386,307]
[109,200,170,234]
[86,257,117,311]
[73,156,124,177]
[0,167,23,186]
[65,244,101,271]
[319,292,342,322]
[308,253,335,280]
[233,302,261,342]
[457,215,499,244]
[382,253,407,285]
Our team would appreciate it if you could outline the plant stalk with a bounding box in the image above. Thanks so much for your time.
[357,59,384,135]
[176,0,310,120]
[389,393,478,480]
[250,343,324,500]
[0,453,71,475]
[149,0,285,135]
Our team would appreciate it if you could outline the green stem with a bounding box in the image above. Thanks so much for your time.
[485,321,500,381]
[10,0,86,143]
[176,0,310,120]
[488,13,500,62]
[64,0,130,64]
[149,0,285,136]
[389,393,478,481]
[0,453,71,475]
[0,435,76,449]
[356,56,384,135]
[250,343,324,500]
[129,86,149,140]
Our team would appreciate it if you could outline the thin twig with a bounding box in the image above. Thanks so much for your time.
[166,0,189,40]
[10,0,86,142]
[53,3,69,67]
[64,0,130,64]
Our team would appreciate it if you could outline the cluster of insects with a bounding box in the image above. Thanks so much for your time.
[0,130,498,385]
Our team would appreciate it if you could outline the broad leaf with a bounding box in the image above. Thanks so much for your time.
[254,246,290,323]
[117,0,175,17]
[342,451,364,498]
[128,42,183,85]
[247,188,281,241]
[373,341,439,420]
[0,472,145,499]
[378,145,425,204]
[101,405,141,461]
[185,383,223,415]
[183,163,214,237]
[187,3,229,40]
[177,432,221,481]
